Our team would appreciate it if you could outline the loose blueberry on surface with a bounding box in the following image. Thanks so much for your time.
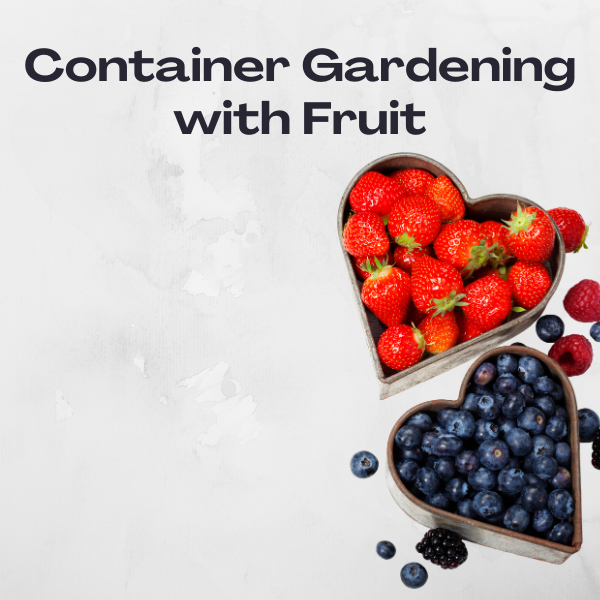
[517,355,545,384]
[415,468,441,496]
[376,540,396,560]
[521,485,549,512]
[395,425,423,449]
[536,315,565,343]
[425,492,452,510]
[478,438,510,470]
[474,419,499,445]
[431,433,464,457]
[548,522,574,545]
[497,467,527,494]
[545,415,568,442]
[401,447,425,462]
[445,477,470,502]
[408,412,434,432]
[396,460,419,483]
[473,491,504,519]
[518,384,535,405]
[534,376,555,396]
[531,435,556,458]
[457,498,477,519]
[445,410,476,439]
[532,508,554,533]
[503,391,526,419]
[550,467,572,490]
[548,489,575,519]
[462,393,482,413]
[504,505,531,532]
[505,427,533,457]
[494,373,519,395]
[578,408,600,443]
[474,362,497,386]
[532,455,558,480]
[554,442,571,467]
[591,322,600,342]
[433,457,456,482]
[468,467,498,492]
[350,451,379,478]
[400,563,428,589]
[496,353,518,374]
[455,450,480,475]
[518,407,547,435]
[533,395,555,417]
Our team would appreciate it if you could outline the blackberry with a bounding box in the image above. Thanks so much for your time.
[592,430,600,470]
[415,527,468,570]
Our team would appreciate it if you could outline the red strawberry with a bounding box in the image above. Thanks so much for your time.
[361,261,411,327]
[425,176,465,224]
[393,245,434,275]
[388,195,442,250]
[343,213,389,258]
[508,261,552,310]
[420,311,459,354]
[411,256,466,316]
[433,220,494,276]
[405,299,428,327]
[503,204,555,262]
[471,265,510,282]
[455,310,484,343]
[389,168,435,196]
[549,334,593,376]
[352,251,393,281]
[349,171,404,216]
[462,275,513,332]
[377,324,425,371]
[548,207,590,253]
[481,220,513,266]
[563,279,600,322]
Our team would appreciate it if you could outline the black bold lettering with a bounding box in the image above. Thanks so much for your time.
[25,48,63,82]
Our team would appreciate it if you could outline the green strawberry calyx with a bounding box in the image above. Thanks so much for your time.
[411,323,426,351]
[360,256,392,278]
[512,306,526,313]
[427,290,468,317]
[574,223,590,253]
[394,231,422,251]
[503,203,537,237]
[463,238,497,276]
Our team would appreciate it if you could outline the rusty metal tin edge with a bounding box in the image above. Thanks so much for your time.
[337,153,566,399]
[385,346,582,563]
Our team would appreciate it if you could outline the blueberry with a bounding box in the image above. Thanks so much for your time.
[505,427,533,457]
[517,407,547,435]
[474,419,499,444]
[376,540,396,559]
[591,322,600,342]
[477,394,504,420]
[554,406,568,421]
[421,431,440,455]
[496,416,518,439]
[523,451,536,473]
[507,456,521,469]
[548,489,574,519]
[496,353,518,374]
[473,362,497,386]
[531,435,555,458]
[518,384,535,406]
[545,415,568,442]
[472,385,493,396]
[497,468,527,494]
[401,447,425,462]
[350,451,379,478]
[468,467,497,492]
[462,393,481,413]
[445,410,476,439]
[533,395,555,417]
[548,383,564,403]
[525,473,548,489]
[401,563,428,589]
[430,433,463,457]
[517,355,545,384]
[511,342,527,347]
[534,376,555,396]
[455,450,480,475]
[395,425,423,450]
[433,457,456,482]
[478,439,510,471]
[425,492,451,510]
[504,505,530,532]
[485,509,507,526]
[445,477,470,502]
[532,509,554,533]
[551,467,571,490]
[457,498,477,519]
[536,315,565,343]
[494,373,519,395]
[473,491,504,519]
[407,412,433,432]
[521,485,548,512]
[578,408,600,442]
[548,522,574,545]
[437,408,458,430]
[554,442,571,467]
[532,455,558,480]
[396,460,419,484]
[502,391,526,419]
[415,468,441,495]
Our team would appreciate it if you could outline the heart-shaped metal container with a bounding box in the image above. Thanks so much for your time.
[385,346,582,565]
[338,153,565,400]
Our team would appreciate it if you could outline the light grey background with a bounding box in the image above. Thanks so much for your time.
[2,0,600,598]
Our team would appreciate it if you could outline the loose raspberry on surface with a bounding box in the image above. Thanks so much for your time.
[548,334,594,376]
[563,279,600,322]
[349,171,404,216]
[548,207,589,254]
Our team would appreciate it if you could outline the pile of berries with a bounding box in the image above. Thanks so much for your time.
[342,168,588,373]
[393,352,576,545]
[416,528,468,569]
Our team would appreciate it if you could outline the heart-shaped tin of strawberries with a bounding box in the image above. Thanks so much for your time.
[385,346,582,565]
[338,153,565,400]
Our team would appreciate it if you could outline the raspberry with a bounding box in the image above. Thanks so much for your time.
[548,334,593,376]
[563,280,600,322]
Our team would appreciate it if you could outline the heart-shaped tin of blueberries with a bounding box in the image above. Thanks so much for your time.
[338,153,565,400]
[386,346,582,565]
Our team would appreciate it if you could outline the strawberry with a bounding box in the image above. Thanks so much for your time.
[389,168,435,196]
[388,195,442,250]
[471,265,509,282]
[433,220,494,276]
[411,256,466,316]
[420,311,459,355]
[548,207,590,254]
[343,213,389,258]
[361,260,412,327]
[508,261,552,310]
[377,324,425,371]
[503,204,555,262]
[462,274,513,332]
[393,244,434,275]
[455,310,484,343]
[425,176,465,224]
[481,220,512,266]
[349,171,404,216]
[352,251,393,281]
[405,299,427,327]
